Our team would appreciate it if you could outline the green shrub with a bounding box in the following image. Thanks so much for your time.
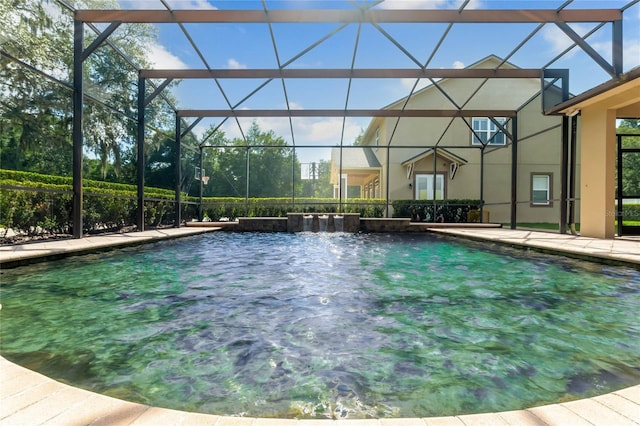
[392,199,482,223]
[622,204,640,222]
[1,169,385,236]
[200,198,386,220]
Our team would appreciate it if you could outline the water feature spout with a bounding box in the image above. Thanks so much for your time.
[318,215,329,232]
[303,215,314,232]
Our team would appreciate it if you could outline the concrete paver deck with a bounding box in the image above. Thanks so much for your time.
[429,228,640,267]
[0,227,219,268]
[1,227,639,425]
[1,356,638,426]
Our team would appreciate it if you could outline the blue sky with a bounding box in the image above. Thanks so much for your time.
[115,0,640,162]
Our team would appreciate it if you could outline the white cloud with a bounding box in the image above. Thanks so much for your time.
[117,0,217,9]
[398,60,462,91]
[400,78,429,91]
[542,24,590,57]
[377,0,482,9]
[147,44,188,68]
[173,0,217,9]
[116,0,165,9]
[624,39,640,69]
[220,115,362,148]
[227,58,248,69]
[378,0,448,9]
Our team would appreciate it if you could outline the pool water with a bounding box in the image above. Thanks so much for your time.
[1,232,639,419]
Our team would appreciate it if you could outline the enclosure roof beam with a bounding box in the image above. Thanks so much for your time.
[140,68,544,79]
[181,117,203,138]
[177,109,517,118]
[75,9,621,24]
[555,21,617,77]
[80,21,120,62]
[144,78,173,107]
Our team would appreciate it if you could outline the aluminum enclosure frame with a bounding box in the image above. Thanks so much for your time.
[71,5,628,237]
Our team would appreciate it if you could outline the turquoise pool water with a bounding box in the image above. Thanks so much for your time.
[1,232,639,419]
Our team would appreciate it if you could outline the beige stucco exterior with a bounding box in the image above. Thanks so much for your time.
[341,56,577,225]
[555,70,640,238]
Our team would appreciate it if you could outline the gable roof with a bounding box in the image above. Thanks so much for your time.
[383,55,519,111]
[331,146,381,169]
[401,148,468,167]
[361,55,529,142]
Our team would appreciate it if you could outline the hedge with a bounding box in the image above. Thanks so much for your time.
[201,198,386,220]
[0,169,175,199]
[0,170,177,236]
[1,169,386,237]
[392,199,483,223]
[619,204,640,223]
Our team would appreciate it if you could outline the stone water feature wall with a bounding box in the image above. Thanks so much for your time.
[286,213,360,233]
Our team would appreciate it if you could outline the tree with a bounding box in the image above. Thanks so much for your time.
[617,119,640,197]
[0,0,180,182]
[297,159,333,197]
[201,122,302,198]
[245,123,298,197]
[0,0,74,174]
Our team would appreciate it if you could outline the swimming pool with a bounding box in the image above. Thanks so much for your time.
[1,232,639,419]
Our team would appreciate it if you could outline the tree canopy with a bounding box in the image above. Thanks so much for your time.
[1,0,178,181]
[618,119,640,197]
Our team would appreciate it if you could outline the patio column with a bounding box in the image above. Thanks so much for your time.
[579,106,617,238]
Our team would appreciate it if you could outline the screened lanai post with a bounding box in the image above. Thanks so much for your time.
[339,145,344,213]
[175,114,181,227]
[560,115,570,234]
[433,147,438,222]
[136,76,145,232]
[291,148,295,209]
[198,146,204,222]
[613,18,623,77]
[480,147,485,222]
[72,20,84,239]
[510,116,518,229]
[385,145,391,218]
[617,135,623,237]
[245,147,250,217]
[569,116,578,231]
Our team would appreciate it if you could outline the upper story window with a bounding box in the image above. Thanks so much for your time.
[375,128,380,147]
[471,117,506,146]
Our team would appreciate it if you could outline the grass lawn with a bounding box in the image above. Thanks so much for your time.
[622,220,640,226]
[502,223,581,232]
[502,222,640,232]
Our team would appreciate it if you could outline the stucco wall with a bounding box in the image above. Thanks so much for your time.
[358,58,580,224]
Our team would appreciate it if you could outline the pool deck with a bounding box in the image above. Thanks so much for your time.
[428,228,640,267]
[0,227,220,268]
[1,227,640,425]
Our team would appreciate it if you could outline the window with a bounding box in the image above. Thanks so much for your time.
[471,117,506,146]
[531,173,552,206]
[415,173,444,200]
[375,128,380,149]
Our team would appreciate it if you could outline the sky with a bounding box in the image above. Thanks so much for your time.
[110,0,640,163]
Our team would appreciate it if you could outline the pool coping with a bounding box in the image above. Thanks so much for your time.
[427,228,640,268]
[1,356,639,425]
[1,227,640,424]
[0,227,220,269]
